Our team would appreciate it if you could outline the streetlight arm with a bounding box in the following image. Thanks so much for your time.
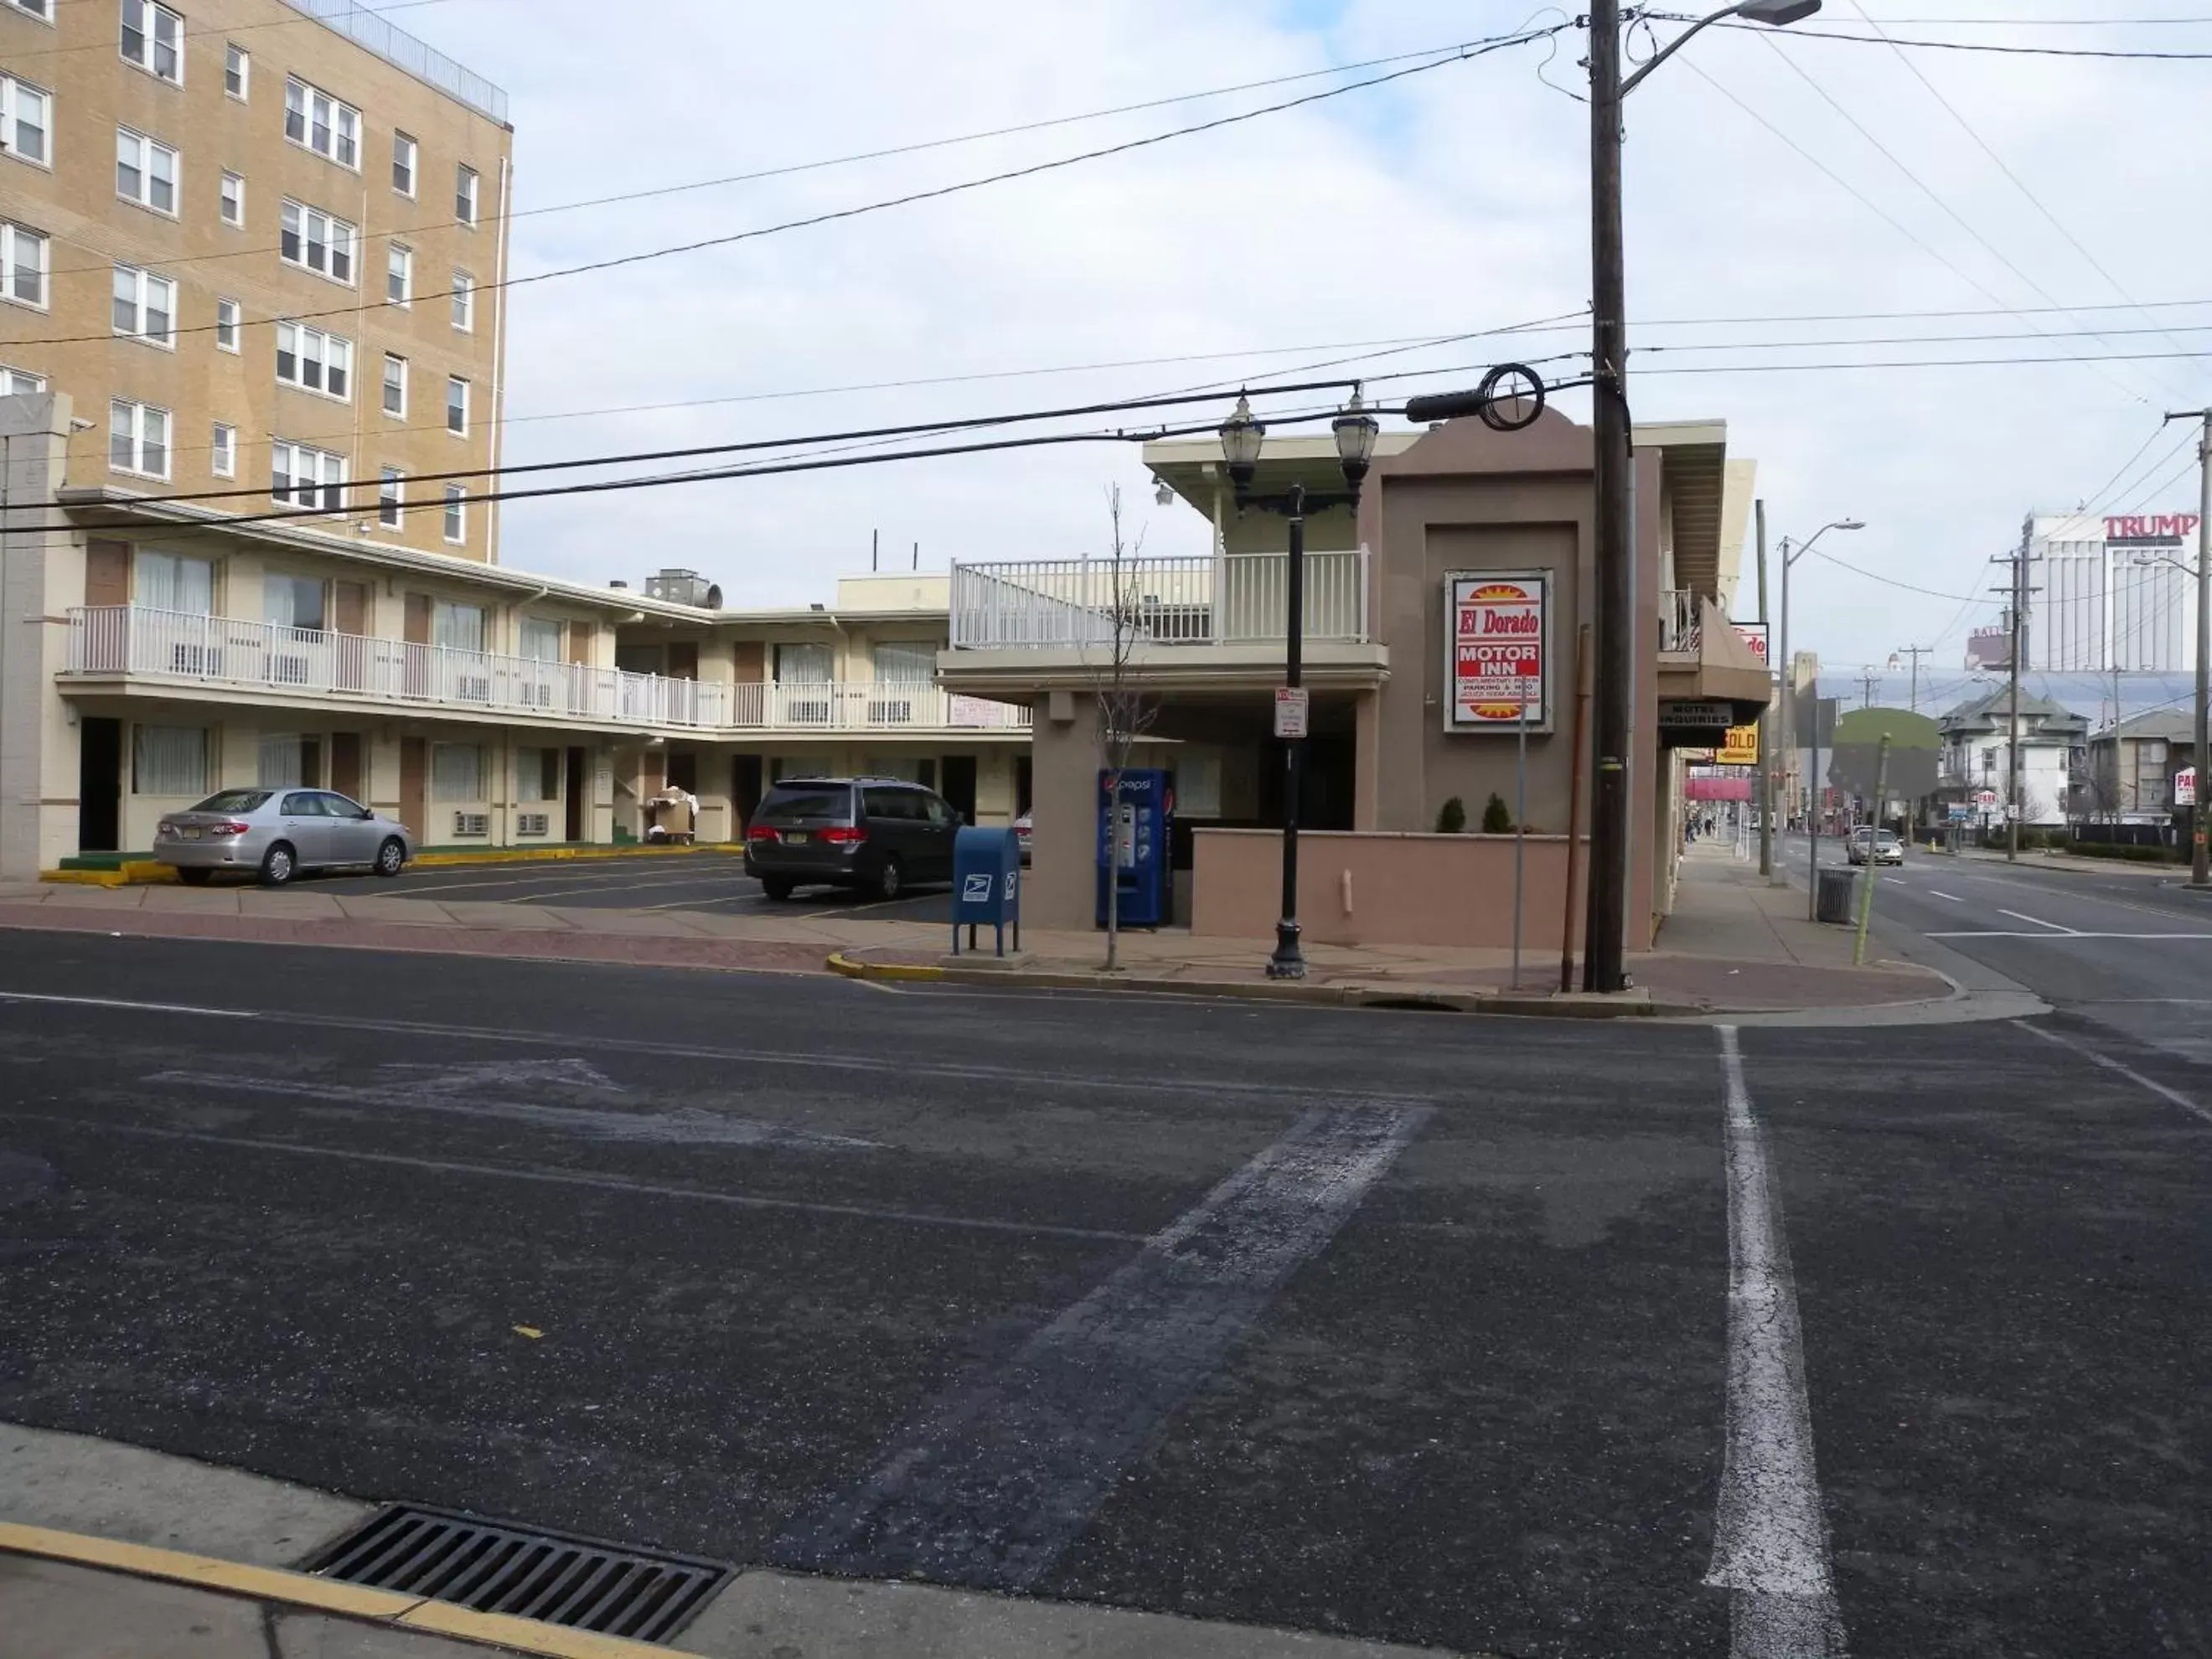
[1622,3,1754,95]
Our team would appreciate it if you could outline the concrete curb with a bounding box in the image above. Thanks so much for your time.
[39,861,177,888]
[824,950,1676,1017]
[0,1521,701,1658]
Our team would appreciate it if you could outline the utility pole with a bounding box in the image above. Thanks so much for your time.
[1858,669,1879,709]
[1582,0,1634,994]
[1755,499,1773,879]
[1893,644,1930,712]
[2168,407,2212,888]
[2008,522,2029,862]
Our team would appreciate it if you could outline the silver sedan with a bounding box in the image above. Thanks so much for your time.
[154,788,415,886]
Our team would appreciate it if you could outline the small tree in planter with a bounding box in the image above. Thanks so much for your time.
[1481,793,1512,835]
[1435,796,1467,835]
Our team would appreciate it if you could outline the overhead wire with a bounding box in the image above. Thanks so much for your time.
[1697,19,2212,59]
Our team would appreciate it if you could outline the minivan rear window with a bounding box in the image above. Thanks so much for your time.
[191,789,272,814]
[758,785,851,822]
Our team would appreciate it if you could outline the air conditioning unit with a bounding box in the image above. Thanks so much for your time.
[270,654,312,685]
[456,674,493,703]
[452,811,488,836]
[516,812,549,837]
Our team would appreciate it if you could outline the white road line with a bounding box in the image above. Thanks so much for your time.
[1926,930,2212,941]
[1708,1027,1844,1658]
[1925,890,1963,903]
[2015,1021,2212,1126]
[0,990,261,1019]
[1998,908,2079,934]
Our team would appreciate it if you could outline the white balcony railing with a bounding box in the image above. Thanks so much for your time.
[1660,588,1701,654]
[63,607,1029,736]
[949,550,1369,649]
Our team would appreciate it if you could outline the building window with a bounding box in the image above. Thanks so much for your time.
[455,163,478,225]
[392,131,416,197]
[430,743,483,801]
[111,265,176,347]
[257,735,319,789]
[446,376,469,435]
[283,76,359,169]
[109,398,170,478]
[432,600,483,653]
[116,128,178,214]
[0,76,49,167]
[132,726,208,797]
[214,295,240,352]
[443,486,466,544]
[517,747,559,803]
[224,43,249,100]
[381,353,406,416]
[219,171,243,225]
[211,421,235,478]
[0,221,46,309]
[451,271,474,333]
[119,0,183,84]
[274,321,351,400]
[0,365,44,395]
[4,0,54,20]
[270,438,345,509]
[279,199,355,284]
[378,467,403,527]
[385,243,411,306]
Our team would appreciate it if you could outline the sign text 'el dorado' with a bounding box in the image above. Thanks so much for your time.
[1446,571,1548,732]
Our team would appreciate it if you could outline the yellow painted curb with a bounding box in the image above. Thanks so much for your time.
[39,861,178,886]
[412,843,743,869]
[0,1522,705,1659]
[827,949,946,983]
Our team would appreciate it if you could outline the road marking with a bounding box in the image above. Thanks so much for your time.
[1,1113,1142,1243]
[1925,930,2212,941]
[770,1101,1429,1589]
[1925,890,1963,903]
[1998,908,2078,934]
[1707,1027,1843,1658]
[2015,1021,2212,1126]
[0,990,261,1019]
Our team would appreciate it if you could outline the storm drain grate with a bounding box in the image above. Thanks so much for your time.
[304,1504,730,1644]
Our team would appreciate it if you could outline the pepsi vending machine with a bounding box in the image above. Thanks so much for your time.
[1097,767,1172,928]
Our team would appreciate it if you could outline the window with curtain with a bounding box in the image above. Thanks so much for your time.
[519,617,563,660]
[134,549,212,613]
[517,747,559,802]
[773,642,832,683]
[432,601,484,654]
[871,641,936,684]
[257,733,318,788]
[131,725,205,795]
[431,743,483,799]
[264,574,324,632]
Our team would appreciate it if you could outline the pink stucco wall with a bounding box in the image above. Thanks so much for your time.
[1191,827,1586,950]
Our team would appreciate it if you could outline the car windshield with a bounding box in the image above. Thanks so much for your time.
[189,790,272,814]
[757,786,851,824]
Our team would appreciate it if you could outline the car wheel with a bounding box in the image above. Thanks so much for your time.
[373,837,407,878]
[760,876,794,901]
[874,856,903,902]
[258,842,296,886]
[176,867,211,887]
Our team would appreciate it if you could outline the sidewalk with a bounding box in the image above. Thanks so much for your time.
[0,843,1965,1021]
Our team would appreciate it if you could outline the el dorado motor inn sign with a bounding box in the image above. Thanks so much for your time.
[1447,571,1548,731]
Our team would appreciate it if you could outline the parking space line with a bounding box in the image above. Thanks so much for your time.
[1707,1027,1844,1658]
[2016,1021,2212,1126]
[769,1100,1429,1589]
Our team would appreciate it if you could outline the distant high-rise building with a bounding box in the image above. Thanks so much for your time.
[1966,624,2011,670]
[2026,511,2198,672]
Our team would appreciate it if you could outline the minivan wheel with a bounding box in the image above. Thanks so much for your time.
[373,837,406,878]
[874,856,902,902]
[259,843,297,886]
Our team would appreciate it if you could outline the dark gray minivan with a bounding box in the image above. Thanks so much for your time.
[743,777,961,901]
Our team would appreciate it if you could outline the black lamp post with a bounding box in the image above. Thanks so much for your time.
[1221,391,1381,979]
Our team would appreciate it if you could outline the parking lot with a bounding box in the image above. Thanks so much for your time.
[299,850,954,923]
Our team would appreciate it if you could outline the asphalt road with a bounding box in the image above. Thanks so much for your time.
[0,932,2204,1656]
[296,850,952,924]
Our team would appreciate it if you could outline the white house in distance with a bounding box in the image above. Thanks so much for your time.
[1936,687,2089,825]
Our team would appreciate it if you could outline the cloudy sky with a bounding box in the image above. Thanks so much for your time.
[403,0,2210,680]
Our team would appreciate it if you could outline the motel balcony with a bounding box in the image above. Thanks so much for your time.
[60,605,1031,738]
[1656,587,1770,742]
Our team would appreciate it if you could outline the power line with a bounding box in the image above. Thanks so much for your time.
[1802,547,1986,601]
[1697,18,2212,59]
[1635,347,2212,374]
[2,23,1569,349]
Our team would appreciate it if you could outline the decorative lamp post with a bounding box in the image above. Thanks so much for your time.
[1222,390,1379,979]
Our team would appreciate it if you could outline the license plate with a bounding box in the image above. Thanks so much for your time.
[784,831,809,846]
[182,826,203,840]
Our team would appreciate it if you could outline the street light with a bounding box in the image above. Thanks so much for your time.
[1221,390,1379,980]
[1571,0,1827,989]
[1774,517,1864,912]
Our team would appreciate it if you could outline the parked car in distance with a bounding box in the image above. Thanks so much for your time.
[1013,809,1033,866]
[1846,827,1904,866]
[154,789,414,886]
[745,777,960,902]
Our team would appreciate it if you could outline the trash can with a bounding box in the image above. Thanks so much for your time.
[1816,866,1858,924]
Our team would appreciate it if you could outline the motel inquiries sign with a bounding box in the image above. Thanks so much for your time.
[1446,571,1548,731]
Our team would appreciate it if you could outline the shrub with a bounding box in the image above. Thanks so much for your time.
[1481,793,1513,835]
[1435,796,1467,835]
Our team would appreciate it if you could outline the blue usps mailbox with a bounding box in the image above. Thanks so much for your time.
[1097,767,1173,928]
[951,825,1022,957]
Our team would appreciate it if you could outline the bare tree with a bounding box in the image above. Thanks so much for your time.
[1086,485,1160,972]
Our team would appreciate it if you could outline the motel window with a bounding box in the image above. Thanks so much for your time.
[430,742,483,800]
[132,726,207,796]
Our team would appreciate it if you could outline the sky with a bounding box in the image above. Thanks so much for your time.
[394,0,2212,690]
